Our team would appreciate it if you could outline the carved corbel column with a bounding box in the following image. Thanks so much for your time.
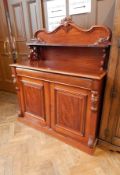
[88,91,100,148]
[11,67,23,117]
[28,46,41,61]
[91,91,99,112]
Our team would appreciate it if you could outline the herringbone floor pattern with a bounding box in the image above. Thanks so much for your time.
[0,91,120,175]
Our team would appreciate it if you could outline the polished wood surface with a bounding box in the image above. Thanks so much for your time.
[20,77,50,127]
[98,0,120,151]
[34,17,111,45]
[12,59,107,80]
[12,66,105,154]
[11,19,111,154]
[51,83,90,141]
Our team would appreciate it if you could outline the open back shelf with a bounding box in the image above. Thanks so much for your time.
[25,17,111,75]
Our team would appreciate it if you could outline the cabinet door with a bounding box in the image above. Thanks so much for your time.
[19,77,50,127]
[51,83,91,142]
[0,0,15,92]
[7,0,43,61]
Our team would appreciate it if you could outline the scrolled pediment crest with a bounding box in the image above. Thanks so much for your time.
[33,17,111,45]
[60,17,73,32]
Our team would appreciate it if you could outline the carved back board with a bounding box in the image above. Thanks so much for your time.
[34,17,111,45]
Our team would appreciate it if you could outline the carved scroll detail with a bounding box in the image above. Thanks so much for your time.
[12,75,19,91]
[29,47,37,60]
[60,17,73,33]
[91,91,99,112]
[95,37,110,45]
[28,46,41,61]
[34,17,111,45]
[61,16,72,26]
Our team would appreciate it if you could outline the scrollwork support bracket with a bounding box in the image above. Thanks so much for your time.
[91,91,99,112]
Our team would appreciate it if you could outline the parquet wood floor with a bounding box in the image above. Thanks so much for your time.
[0,91,120,175]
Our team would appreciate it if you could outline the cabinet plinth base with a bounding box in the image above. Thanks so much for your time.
[18,116,95,155]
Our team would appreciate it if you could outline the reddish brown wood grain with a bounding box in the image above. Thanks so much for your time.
[10,18,111,154]
[35,17,111,45]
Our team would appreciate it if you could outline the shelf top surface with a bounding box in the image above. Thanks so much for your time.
[26,40,111,48]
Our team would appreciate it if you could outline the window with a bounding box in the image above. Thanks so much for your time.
[43,0,91,31]
[44,0,67,31]
[69,0,91,15]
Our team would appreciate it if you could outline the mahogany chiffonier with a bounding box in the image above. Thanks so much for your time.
[10,18,111,154]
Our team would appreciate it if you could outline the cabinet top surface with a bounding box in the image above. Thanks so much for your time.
[11,59,106,80]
